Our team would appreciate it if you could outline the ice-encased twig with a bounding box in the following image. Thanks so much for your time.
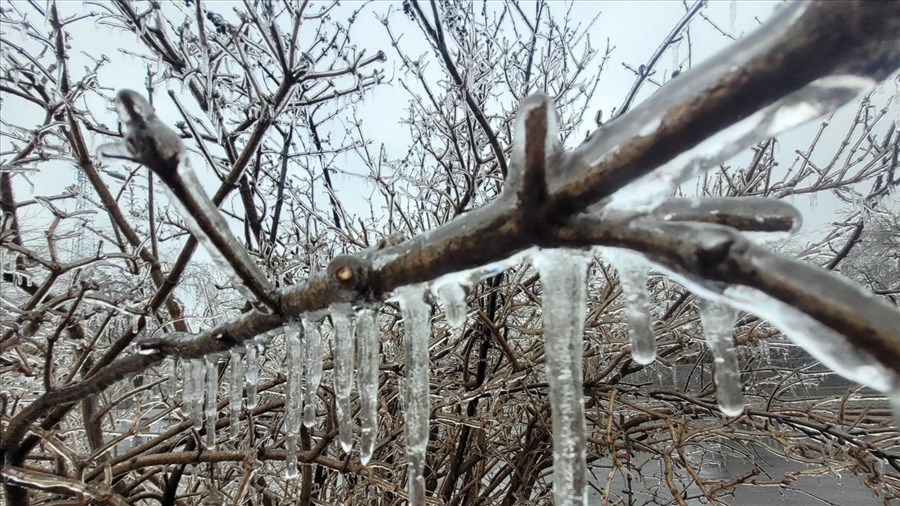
[600,75,876,213]
[302,317,324,427]
[330,303,356,452]
[397,285,431,506]
[651,197,801,243]
[604,250,657,364]
[698,300,744,416]
[106,90,277,313]
[356,308,380,464]
[533,250,590,506]
[628,243,900,396]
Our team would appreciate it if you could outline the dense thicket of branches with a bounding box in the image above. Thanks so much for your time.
[1,1,899,505]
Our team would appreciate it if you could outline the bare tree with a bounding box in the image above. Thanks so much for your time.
[1,1,899,505]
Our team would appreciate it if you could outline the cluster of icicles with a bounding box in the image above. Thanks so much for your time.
[177,247,760,505]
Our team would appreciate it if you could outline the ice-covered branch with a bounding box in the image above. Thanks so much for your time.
[551,216,900,383]
[5,2,900,494]
[101,90,278,312]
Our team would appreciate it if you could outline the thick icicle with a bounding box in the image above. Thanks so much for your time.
[245,344,259,410]
[432,281,467,333]
[284,320,303,478]
[397,285,431,506]
[698,300,744,416]
[356,308,380,465]
[229,348,244,439]
[330,303,356,452]
[533,250,590,506]
[605,250,657,364]
[302,318,324,427]
[204,358,218,449]
[181,359,195,419]
[191,359,206,430]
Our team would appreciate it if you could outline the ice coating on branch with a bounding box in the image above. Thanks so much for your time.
[642,258,898,394]
[432,280,467,332]
[507,94,562,192]
[229,348,243,439]
[698,300,744,416]
[651,197,802,244]
[356,308,380,464]
[302,317,324,427]
[601,75,877,214]
[330,303,356,452]
[767,76,876,135]
[533,250,590,506]
[245,344,259,410]
[423,248,536,293]
[103,90,275,313]
[158,173,273,313]
[604,249,657,364]
[284,320,303,477]
[723,286,897,393]
[204,358,218,448]
[397,285,431,506]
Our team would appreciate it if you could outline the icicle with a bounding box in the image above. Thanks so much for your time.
[285,323,304,423]
[894,76,900,129]
[284,320,303,472]
[302,318,324,427]
[285,321,302,481]
[190,359,206,430]
[533,250,590,506]
[229,348,244,439]
[605,250,656,364]
[205,357,218,448]
[397,285,431,506]
[330,303,356,452]
[181,359,195,418]
[698,300,744,416]
[245,344,259,410]
[432,281,467,333]
[356,308,380,465]
[285,434,299,479]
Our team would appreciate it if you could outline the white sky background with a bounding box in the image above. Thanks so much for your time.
[2,0,898,276]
